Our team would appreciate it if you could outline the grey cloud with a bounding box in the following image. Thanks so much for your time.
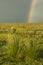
[0,0,31,22]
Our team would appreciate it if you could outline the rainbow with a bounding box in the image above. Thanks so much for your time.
[28,0,36,22]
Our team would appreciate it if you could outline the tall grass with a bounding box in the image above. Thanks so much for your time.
[0,24,43,65]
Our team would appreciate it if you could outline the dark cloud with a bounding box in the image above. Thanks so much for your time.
[0,0,31,22]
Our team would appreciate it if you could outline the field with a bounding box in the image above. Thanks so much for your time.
[0,23,43,65]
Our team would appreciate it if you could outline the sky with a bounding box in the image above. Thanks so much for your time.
[29,0,43,23]
[0,0,32,22]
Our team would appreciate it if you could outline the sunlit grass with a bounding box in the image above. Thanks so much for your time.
[0,23,43,65]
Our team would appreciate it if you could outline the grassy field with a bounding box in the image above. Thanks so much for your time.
[0,23,43,65]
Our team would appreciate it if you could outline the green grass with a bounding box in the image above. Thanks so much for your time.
[0,23,43,65]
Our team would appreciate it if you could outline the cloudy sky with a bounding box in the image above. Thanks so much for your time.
[29,0,43,23]
[0,0,32,22]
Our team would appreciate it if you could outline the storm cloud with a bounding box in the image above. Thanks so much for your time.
[0,0,31,22]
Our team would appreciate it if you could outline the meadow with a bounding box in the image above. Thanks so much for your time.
[0,23,43,65]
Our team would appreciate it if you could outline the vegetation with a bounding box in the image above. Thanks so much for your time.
[0,23,43,65]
